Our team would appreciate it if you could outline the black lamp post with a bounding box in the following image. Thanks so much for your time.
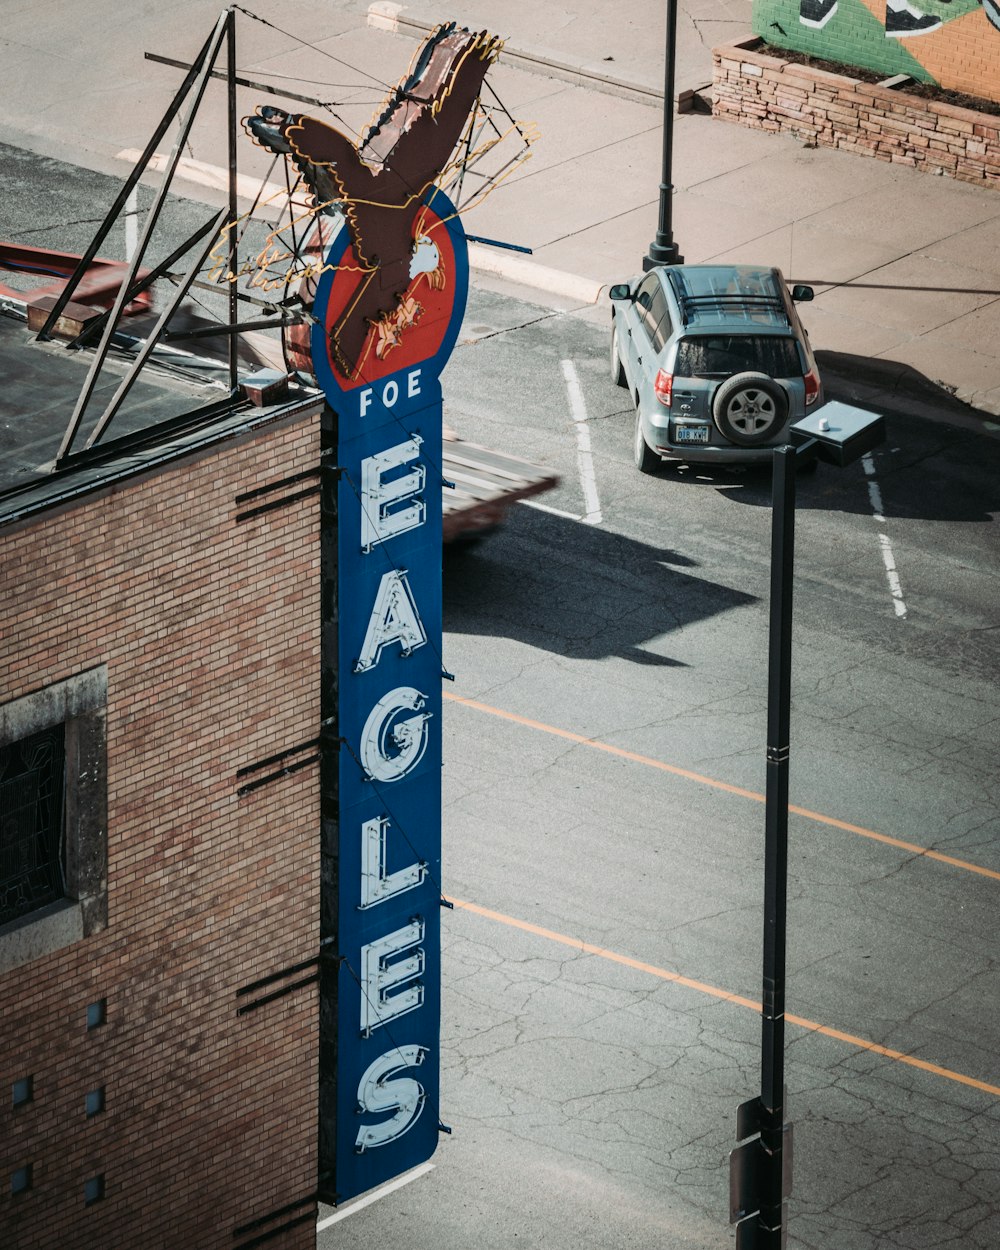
[730,403,886,1249]
[644,0,684,270]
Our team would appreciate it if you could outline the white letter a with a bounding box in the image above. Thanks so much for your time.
[355,570,427,673]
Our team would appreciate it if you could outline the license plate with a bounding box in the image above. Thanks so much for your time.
[675,425,709,444]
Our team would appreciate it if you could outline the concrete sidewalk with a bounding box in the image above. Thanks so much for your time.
[1,0,999,421]
[369,0,1000,423]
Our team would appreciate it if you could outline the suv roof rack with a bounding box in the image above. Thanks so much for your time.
[672,293,792,328]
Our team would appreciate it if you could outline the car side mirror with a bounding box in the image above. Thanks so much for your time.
[608,283,633,301]
[791,284,814,302]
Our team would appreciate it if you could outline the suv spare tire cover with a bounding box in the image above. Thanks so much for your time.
[711,371,788,447]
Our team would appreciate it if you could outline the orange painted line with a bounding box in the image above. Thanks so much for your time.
[782,1013,1000,1098]
[451,897,761,1012]
[443,692,1000,884]
[451,897,1000,1100]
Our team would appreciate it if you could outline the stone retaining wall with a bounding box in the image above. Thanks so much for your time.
[713,37,1000,190]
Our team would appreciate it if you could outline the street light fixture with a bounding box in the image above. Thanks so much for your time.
[644,0,684,270]
[730,401,886,1249]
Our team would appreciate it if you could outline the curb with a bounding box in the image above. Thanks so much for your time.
[366,2,711,109]
[367,2,660,105]
[364,5,616,306]
[114,150,607,306]
[467,244,605,306]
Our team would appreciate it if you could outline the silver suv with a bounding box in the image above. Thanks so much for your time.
[609,264,822,472]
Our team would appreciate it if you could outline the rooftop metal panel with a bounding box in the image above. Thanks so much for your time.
[0,312,318,526]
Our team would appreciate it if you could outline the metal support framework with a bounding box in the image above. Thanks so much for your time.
[35,7,536,473]
[162,313,295,342]
[144,51,335,111]
[66,215,226,350]
[35,17,228,344]
[644,0,684,270]
[80,207,231,451]
[53,9,238,465]
[227,7,240,397]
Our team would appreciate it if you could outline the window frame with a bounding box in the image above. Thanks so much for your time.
[0,668,107,973]
[673,333,804,380]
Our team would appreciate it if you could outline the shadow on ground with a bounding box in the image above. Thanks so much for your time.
[655,388,1000,524]
[443,503,755,664]
[818,349,1000,425]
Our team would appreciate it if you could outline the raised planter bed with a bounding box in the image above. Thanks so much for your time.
[712,36,1000,189]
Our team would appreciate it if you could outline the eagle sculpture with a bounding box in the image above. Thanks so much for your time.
[244,23,502,381]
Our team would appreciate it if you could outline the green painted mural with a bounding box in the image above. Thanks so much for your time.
[752,0,1000,103]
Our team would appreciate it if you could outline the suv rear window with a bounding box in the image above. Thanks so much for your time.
[675,335,803,378]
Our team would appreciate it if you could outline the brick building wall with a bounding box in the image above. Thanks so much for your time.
[714,37,1000,188]
[1,408,321,1249]
[751,0,1000,105]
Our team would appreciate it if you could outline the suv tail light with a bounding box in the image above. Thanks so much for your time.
[654,369,673,407]
[803,367,820,406]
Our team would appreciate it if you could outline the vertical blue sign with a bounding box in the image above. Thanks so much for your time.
[315,191,468,1202]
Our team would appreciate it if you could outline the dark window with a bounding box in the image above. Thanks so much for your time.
[635,276,674,353]
[0,725,66,925]
[12,1164,32,1196]
[675,335,803,378]
[12,1077,33,1108]
[87,999,107,1031]
[0,668,108,973]
[84,1174,105,1205]
[652,305,676,354]
[85,1087,105,1118]
[635,272,660,313]
[644,286,671,353]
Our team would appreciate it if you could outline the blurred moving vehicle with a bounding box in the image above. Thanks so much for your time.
[442,425,560,545]
[609,264,822,472]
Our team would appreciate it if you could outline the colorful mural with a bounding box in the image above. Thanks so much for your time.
[753,0,1000,102]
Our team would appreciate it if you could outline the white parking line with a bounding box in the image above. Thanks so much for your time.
[561,359,602,526]
[862,452,907,618]
[316,1162,435,1229]
[521,498,584,522]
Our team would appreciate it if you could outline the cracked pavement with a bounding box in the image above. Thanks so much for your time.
[314,274,1000,1247]
[0,1,997,1244]
[321,281,1000,1248]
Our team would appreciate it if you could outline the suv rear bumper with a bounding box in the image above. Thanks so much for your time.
[644,411,796,465]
